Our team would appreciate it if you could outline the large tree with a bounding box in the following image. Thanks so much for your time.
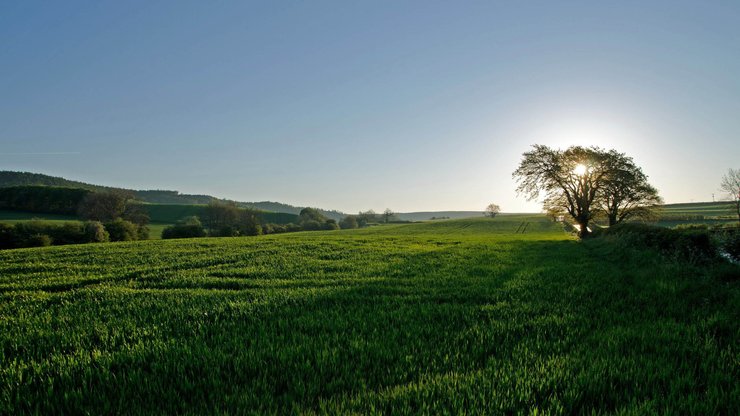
[514,145,662,237]
[598,150,662,226]
[720,168,740,223]
[513,145,613,238]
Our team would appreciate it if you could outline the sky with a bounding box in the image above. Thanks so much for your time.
[1,1,739,213]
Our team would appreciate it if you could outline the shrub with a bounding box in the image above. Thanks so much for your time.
[105,219,140,242]
[713,226,740,263]
[301,220,322,231]
[339,216,358,229]
[84,221,109,243]
[162,223,207,239]
[598,223,717,264]
[137,225,150,240]
[323,219,339,230]
[286,223,302,232]
[23,234,53,248]
[0,223,15,249]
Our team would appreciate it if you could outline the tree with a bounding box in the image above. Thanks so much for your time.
[202,201,240,234]
[77,191,130,222]
[104,218,139,241]
[598,150,662,226]
[237,208,262,236]
[485,203,501,218]
[720,168,740,223]
[339,216,358,229]
[513,145,613,238]
[161,216,206,239]
[356,210,377,227]
[299,207,327,224]
[122,202,150,225]
[383,208,396,223]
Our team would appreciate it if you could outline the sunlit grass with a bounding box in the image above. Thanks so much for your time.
[0,216,737,414]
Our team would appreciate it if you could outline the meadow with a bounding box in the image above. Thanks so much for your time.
[0,216,738,414]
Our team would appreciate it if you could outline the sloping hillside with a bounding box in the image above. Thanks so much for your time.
[0,171,344,219]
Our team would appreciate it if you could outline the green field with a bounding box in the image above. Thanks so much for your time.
[1,216,737,414]
[656,201,737,227]
[0,209,77,222]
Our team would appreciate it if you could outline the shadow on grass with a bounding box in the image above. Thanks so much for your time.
[3,238,738,414]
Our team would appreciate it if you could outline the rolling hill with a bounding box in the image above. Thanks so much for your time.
[0,171,345,220]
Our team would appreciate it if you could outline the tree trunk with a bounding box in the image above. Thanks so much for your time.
[577,219,591,238]
[608,214,617,227]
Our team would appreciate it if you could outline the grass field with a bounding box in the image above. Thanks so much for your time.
[1,216,737,414]
[0,209,77,222]
[660,201,736,218]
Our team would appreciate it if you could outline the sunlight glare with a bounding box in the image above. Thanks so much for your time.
[574,164,588,176]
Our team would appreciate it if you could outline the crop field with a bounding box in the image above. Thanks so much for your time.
[659,201,736,218]
[655,201,737,228]
[0,216,738,414]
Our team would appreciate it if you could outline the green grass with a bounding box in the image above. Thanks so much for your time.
[647,202,738,228]
[140,203,207,224]
[0,209,77,222]
[0,216,737,414]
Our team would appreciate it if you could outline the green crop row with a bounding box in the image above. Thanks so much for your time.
[0,217,737,414]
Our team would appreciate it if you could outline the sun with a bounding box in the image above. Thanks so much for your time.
[573,164,588,176]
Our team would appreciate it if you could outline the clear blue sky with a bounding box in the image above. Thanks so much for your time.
[2,1,739,213]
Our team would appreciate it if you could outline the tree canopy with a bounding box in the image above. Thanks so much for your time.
[513,145,661,237]
[485,204,501,218]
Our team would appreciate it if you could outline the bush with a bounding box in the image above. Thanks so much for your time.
[339,216,358,229]
[286,223,302,232]
[323,219,339,230]
[105,219,140,242]
[0,223,15,249]
[23,234,52,248]
[137,225,150,240]
[84,221,109,243]
[598,223,717,264]
[162,224,207,239]
[713,226,740,263]
[301,220,322,231]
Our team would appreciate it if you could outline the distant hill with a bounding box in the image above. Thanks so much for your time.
[0,171,345,220]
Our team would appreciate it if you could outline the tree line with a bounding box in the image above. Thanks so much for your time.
[0,189,151,249]
[161,203,342,239]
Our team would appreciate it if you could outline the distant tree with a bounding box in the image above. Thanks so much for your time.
[720,168,740,222]
[202,201,241,234]
[323,219,339,230]
[301,220,322,231]
[513,145,613,238]
[0,186,90,215]
[485,203,501,218]
[382,208,396,223]
[357,210,377,227]
[339,216,358,229]
[299,207,327,224]
[597,150,662,226]
[77,191,131,222]
[122,202,150,225]
[162,216,206,239]
[237,209,263,236]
